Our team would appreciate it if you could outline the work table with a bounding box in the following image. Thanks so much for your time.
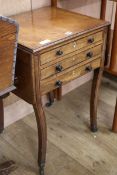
[11,7,110,175]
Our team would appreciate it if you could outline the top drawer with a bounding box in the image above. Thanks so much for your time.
[40,31,103,65]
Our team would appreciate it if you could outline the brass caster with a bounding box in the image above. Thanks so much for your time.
[91,125,98,132]
[39,165,45,175]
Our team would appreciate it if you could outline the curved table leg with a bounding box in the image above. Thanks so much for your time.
[112,99,117,133]
[0,98,4,134]
[33,55,47,175]
[90,68,103,132]
[33,101,47,175]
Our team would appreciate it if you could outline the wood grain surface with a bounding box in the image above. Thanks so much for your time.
[0,17,19,95]
[12,7,109,53]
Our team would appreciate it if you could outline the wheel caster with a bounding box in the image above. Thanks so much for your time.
[91,125,98,132]
[39,166,45,175]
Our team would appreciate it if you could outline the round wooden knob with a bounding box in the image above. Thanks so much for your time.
[55,80,62,87]
[85,65,93,72]
[56,50,63,56]
[86,51,93,58]
[56,65,63,72]
[88,37,94,44]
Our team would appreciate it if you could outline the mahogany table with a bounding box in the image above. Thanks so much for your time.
[0,1,111,175]
[11,2,109,174]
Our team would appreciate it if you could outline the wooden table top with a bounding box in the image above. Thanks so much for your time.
[12,7,109,53]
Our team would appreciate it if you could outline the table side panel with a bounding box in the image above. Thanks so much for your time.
[13,49,34,104]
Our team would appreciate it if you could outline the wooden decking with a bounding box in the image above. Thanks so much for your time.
[0,78,117,175]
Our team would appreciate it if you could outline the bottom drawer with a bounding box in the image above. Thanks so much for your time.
[41,58,101,94]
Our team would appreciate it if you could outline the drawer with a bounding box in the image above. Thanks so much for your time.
[41,44,102,80]
[40,31,103,65]
[41,58,101,94]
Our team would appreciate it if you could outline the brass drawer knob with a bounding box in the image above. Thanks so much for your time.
[56,64,63,72]
[86,51,93,59]
[56,50,63,56]
[55,80,62,87]
[88,37,94,44]
[85,65,93,72]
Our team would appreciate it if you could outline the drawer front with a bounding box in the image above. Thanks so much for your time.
[40,31,103,65]
[41,58,101,94]
[41,44,102,80]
